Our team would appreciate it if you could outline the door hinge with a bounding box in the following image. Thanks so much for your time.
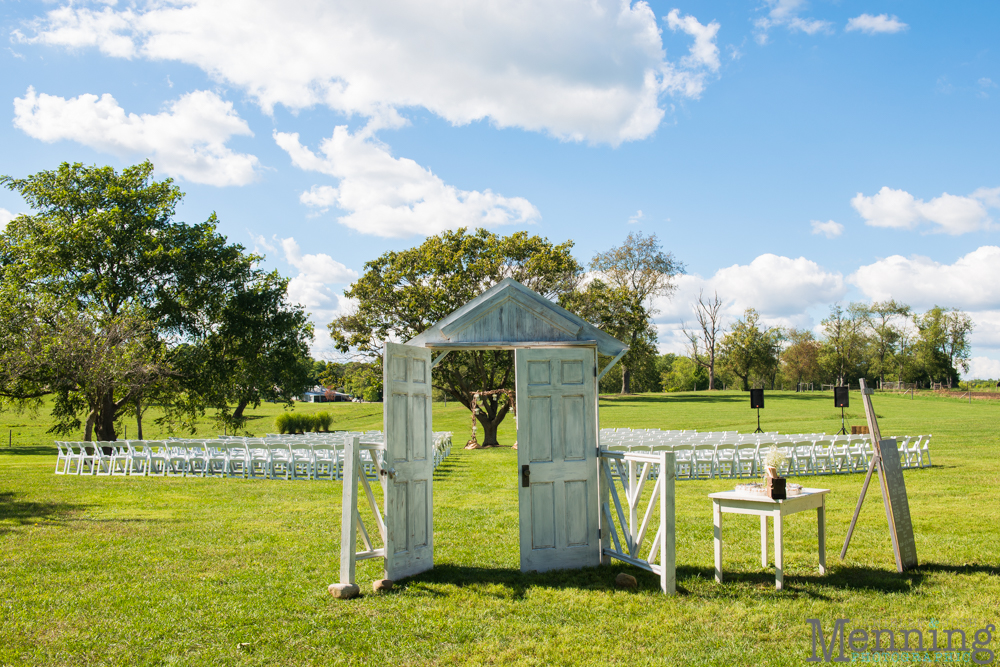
[594,365,598,377]
[598,528,602,539]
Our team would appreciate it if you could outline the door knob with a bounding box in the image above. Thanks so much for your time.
[521,464,530,488]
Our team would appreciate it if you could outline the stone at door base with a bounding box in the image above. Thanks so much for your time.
[614,573,637,589]
[329,583,361,599]
[372,579,394,593]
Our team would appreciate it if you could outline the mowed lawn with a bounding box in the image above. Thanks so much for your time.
[1,391,999,666]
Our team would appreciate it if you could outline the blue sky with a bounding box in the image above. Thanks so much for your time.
[2,1,999,375]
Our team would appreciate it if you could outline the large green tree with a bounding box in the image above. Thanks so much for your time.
[559,278,661,393]
[819,303,870,386]
[0,161,311,439]
[719,308,781,391]
[588,232,684,394]
[863,299,911,386]
[329,228,582,447]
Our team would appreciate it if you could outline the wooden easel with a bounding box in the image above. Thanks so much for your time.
[840,378,918,572]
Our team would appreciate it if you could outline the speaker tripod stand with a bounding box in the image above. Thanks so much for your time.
[754,407,763,433]
[837,406,848,435]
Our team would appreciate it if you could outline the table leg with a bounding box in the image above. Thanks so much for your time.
[760,514,768,567]
[774,508,783,590]
[818,499,827,575]
[714,500,723,584]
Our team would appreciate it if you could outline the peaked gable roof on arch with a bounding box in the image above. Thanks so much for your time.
[406,278,628,357]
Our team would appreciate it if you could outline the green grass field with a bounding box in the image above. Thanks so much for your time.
[1,391,998,666]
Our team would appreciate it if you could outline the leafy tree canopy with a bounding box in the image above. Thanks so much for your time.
[330,228,582,447]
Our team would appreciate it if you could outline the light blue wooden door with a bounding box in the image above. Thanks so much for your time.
[515,346,600,572]
[382,341,434,580]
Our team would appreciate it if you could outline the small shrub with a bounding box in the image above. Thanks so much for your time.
[314,411,332,432]
[275,412,294,434]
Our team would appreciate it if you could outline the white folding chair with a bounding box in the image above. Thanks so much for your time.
[692,443,717,479]
[54,442,71,474]
[792,441,816,476]
[269,441,293,479]
[165,441,190,476]
[715,443,737,479]
[734,443,758,479]
[92,442,114,475]
[291,443,315,479]
[918,435,932,468]
[247,444,272,478]
[226,442,249,477]
[127,442,151,475]
[110,442,132,476]
[187,442,210,476]
[141,441,167,476]
[311,444,336,481]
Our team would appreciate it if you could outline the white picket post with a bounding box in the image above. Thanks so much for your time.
[660,451,676,595]
[339,436,360,584]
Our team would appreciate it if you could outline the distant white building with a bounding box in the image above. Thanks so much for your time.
[297,386,354,403]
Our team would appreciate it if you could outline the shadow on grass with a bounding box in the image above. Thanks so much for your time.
[397,560,988,599]
[0,490,83,534]
[0,446,57,457]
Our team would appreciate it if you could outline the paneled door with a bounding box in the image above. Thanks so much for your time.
[515,346,599,572]
[382,341,434,580]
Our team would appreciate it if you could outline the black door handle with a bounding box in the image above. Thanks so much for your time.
[521,464,530,488]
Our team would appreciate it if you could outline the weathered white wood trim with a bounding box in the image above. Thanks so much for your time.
[425,340,600,350]
[339,436,361,584]
[596,348,628,383]
[598,449,676,594]
[431,351,450,368]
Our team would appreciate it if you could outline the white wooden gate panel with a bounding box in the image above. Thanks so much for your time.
[383,341,434,580]
[515,346,600,572]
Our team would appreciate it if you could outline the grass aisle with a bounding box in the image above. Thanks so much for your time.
[1,391,998,666]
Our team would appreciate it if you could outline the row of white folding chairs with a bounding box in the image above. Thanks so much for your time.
[602,434,931,481]
[55,432,453,480]
[54,440,352,479]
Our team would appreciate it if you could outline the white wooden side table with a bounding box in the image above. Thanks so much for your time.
[708,488,829,590]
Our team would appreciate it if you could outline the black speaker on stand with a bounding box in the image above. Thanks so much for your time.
[834,386,849,434]
[750,388,764,433]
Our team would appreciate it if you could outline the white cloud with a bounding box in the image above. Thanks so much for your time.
[850,246,1000,311]
[755,0,831,44]
[851,186,995,235]
[811,219,843,238]
[275,120,540,238]
[0,208,14,231]
[666,9,720,72]
[651,253,845,353]
[21,0,721,145]
[16,5,137,58]
[966,356,1000,380]
[845,14,908,35]
[13,87,260,186]
[247,231,276,255]
[278,236,358,358]
[628,210,644,224]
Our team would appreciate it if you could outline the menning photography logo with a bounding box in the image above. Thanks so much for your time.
[807,619,996,664]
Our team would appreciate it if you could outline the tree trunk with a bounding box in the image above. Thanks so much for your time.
[233,397,251,420]
[84,409,97,442]
[708,357,715,390]
[621,366,632,394]
[95,391,118,443]
[135,397,144,440]
[478,417,501,447]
